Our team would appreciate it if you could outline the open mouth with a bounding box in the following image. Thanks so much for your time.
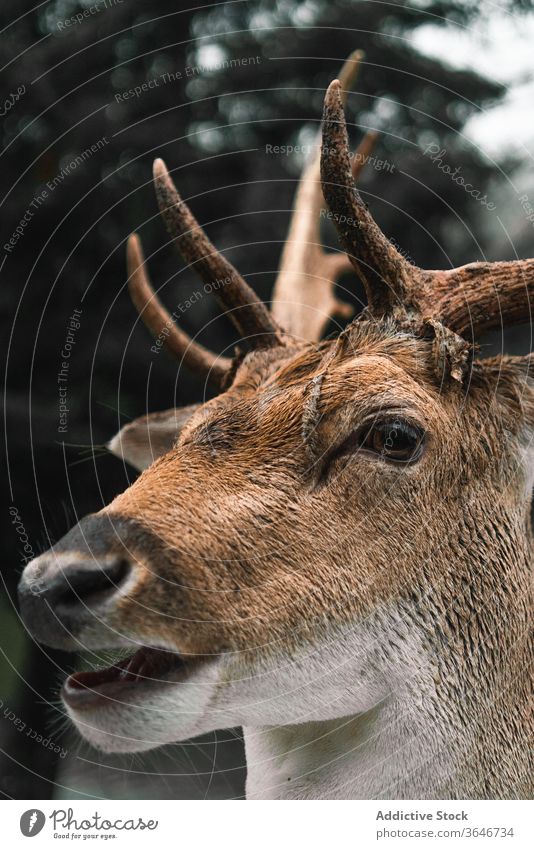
[62,646,194,710]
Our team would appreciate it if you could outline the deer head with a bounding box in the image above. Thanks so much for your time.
[19,57,533,799]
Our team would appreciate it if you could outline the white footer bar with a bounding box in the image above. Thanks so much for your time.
[3,799,532,849]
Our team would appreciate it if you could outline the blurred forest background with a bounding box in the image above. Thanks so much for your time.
[1,0,534,799]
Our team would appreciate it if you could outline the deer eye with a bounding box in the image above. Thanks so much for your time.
[359,419,425,463]
[320,417,426,482]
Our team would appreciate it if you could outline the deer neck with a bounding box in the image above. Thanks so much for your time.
[243,703,450,800]
[243,518,533,800]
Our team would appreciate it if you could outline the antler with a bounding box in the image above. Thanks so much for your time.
[272,51,378,342]
[419,260,534,338]
[127,157,287,387]
[321,80,412,318]
[153,159,284,349]
[127,234,232,388]
[321,80,534,349]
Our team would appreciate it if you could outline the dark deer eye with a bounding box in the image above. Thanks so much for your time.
[321,417,426,482]
[360,419,425,463]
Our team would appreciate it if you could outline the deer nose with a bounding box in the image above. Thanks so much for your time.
[18,551,132,650]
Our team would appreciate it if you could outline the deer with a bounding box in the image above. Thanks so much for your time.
[18,53,533,800]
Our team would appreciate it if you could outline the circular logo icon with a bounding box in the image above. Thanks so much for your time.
[20,810,46,837]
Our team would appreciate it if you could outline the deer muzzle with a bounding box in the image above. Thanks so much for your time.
[18,514,140,651]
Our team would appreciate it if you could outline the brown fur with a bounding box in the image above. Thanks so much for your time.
[81,320,532,798]
[18,55,534,798]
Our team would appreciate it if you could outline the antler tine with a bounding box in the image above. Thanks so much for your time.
[352,129,380,180]
[326,129,380,275]
[337,48,364,98]
[423,260,534,337]
[321,80,534,342]
[272,51,378,342]
[321,79,413,318]
[127,234,232,388]
[153,159,284,350]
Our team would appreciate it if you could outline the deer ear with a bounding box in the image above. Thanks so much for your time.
[107,404,200,471]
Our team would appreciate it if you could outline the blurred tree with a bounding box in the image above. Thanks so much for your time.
[1,0,532,798]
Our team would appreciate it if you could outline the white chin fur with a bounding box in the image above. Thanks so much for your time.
[65,606,431,755]
[64,660,222,753]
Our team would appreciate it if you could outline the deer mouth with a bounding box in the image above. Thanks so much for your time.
[62,646,197,710]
